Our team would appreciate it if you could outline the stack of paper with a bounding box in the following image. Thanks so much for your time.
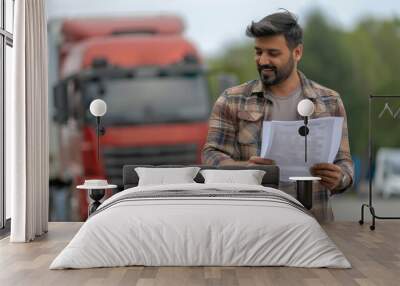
[261,117,343,181]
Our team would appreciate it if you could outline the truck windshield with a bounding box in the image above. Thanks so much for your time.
[84,75,210,126]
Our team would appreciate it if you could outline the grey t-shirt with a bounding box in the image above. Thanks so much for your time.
[266,87,303,121]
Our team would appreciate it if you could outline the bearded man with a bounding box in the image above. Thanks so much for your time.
[202,10,354,222]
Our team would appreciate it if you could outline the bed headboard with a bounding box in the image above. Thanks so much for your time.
[122,165,280,189]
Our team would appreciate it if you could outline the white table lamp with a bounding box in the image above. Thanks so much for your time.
[291,99,319,210]
[89,99,107,161]
[297,99,314,162]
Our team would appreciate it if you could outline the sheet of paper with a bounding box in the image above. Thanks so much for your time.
[260,117,344,181]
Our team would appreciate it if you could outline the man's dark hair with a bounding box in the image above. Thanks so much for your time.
[246,10,303,50]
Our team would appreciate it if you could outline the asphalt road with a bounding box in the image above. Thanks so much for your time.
[331,191,400,222]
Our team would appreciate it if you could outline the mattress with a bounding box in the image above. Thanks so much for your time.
[50,183,351,269]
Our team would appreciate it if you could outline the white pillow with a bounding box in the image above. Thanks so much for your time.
[200,169,266,185]
[135,167,201,186]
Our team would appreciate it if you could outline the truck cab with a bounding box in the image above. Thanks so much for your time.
[53,16,211,219]
[373,148,400,198]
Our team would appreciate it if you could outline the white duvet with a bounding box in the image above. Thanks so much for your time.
[50,183,351,269]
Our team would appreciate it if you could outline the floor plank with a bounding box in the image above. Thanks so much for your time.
[0,222,399,286]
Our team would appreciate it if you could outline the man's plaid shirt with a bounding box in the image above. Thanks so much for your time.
[202,71,354,222]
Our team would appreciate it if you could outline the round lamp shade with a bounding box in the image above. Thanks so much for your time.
[90,99,107,117]
[297,99,314,117]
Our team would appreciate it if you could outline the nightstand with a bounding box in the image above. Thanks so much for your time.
[77,180,117,215]
[289,176,321,210]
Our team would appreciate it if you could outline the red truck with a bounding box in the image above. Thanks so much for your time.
[52,16,211,219]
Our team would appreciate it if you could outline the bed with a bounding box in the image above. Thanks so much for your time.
[50,165,350,269]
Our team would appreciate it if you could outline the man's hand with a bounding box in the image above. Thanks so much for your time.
[247,156,275,166]
[310,163,343,190]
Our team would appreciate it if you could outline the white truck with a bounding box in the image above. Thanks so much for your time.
[373,148,400,198]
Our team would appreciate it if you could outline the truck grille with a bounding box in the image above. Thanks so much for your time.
[102,144,198,187]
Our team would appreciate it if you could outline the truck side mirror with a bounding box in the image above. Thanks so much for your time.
[53,81,69,124]
[217,74,239,95]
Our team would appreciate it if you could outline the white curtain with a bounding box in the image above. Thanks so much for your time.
[7,0,49,242]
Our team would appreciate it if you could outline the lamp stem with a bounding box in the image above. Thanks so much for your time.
[96,116,100,162]
[305,117,308,163]
[305,131,307,162]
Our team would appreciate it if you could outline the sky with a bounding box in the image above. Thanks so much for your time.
[46,0,400,57]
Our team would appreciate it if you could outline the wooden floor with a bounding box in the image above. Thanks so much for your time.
[0,222,399,286]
